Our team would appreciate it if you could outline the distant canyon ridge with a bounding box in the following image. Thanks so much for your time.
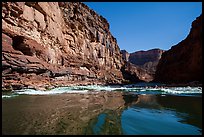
[121,48,165,81]
[2,2,202,90]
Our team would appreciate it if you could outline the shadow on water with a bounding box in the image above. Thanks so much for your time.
[2,91,202,135]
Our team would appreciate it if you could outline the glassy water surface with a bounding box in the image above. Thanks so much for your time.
[2,83,202,135]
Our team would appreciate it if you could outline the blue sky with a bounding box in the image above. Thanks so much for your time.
[84,2,202,53]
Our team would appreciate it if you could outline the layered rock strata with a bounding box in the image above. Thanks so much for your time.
[154,14,202,83]
[121,61,153,82]
[129,48,165,74]
[121,50,130,62]
[2,2,134,90]
[121,49,165,82]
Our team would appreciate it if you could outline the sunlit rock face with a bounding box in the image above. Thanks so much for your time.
[2,2,136,90]
[154,14,202,83]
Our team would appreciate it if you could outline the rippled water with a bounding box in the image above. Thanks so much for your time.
[2,83,202,98]
[2,83,202,135]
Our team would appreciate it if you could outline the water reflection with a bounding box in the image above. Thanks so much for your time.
[157,95,202,130]
[121,94,202,135]
[84,110,123,135]
[2,91,202,135]
[2,91,125,135]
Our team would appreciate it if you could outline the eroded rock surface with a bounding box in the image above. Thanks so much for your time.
[129,49,165,74]
[2,2,143,90]
[121,61,153,82]
[154,14,202,84]
[121,49,165,82]
[121,50,130,62]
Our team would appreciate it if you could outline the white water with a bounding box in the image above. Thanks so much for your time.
[2,85,202,98]
[15,87,89,95]
[2,95,19,98]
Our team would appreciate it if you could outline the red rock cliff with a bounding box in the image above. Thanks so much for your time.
[154,14,202,83]
[121,50,130,62]
[2,2,127,90]
[129,48,165,75]
[121,49,165,82]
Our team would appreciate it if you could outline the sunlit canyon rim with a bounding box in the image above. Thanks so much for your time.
[2,2,202,135]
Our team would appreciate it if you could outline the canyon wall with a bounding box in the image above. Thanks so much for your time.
[2,2,128,90]
[120,61,153,82]
[129,49,165,75]
[121,49,165,81]
[154,14,202,84]
[121,50,130,62]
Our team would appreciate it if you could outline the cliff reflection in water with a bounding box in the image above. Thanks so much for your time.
[2,91,202,135]
[85,93,202,135]
[2,91,125,135]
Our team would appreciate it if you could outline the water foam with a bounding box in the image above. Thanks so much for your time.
[15,87,88,95]
[160,87,202,95]
[69,85,127,91]
[2,85,202,97]
[2,95,19,98]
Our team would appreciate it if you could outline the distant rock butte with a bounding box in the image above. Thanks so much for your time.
[121,49,165,81]
[129,48,165,67]
[154,14,202,84]
[2,2,145,90]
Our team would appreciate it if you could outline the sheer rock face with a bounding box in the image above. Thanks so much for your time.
[154,14,202,83]
[129,49,165,75]
[121,49,165,82]
[2,2,127,90]
[121,50,130,62]
[121,61,153,82]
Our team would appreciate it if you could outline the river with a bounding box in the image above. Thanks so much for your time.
[2,83,202,135]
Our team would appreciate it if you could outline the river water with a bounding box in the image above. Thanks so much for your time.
[2,83,202,135]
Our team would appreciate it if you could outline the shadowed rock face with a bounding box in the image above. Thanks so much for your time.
[129,49,165,74]
[154,14,202,84]
[120,61,153,82]
[121,49,165,82]
[2,2,145,90]
[121,50,130,62]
